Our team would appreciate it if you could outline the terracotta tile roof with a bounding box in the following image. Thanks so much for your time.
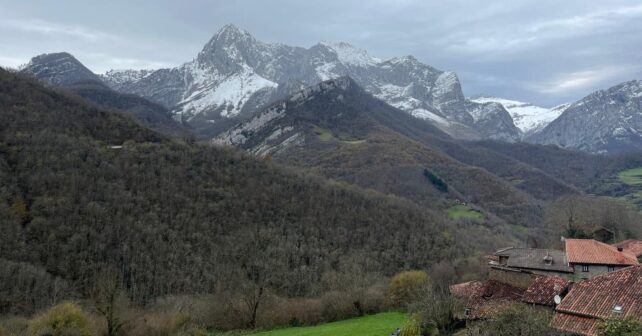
[551,265,642,335]
[522,275,571,306]
[493,247,573,272]
[613,239,642,257]
[465,280,526,319]
[450,280,483,300]
[565,239,638,265]
[550,312,600,336]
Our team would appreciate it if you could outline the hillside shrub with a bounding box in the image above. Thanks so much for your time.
[600,317,642,336]
[388,271,429,307]
[27,301,91,336]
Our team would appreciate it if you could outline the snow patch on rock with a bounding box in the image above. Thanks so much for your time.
[318,41,381,67]
[470,96,567,133]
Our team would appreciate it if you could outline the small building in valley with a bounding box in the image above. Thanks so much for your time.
[550,265,642,336]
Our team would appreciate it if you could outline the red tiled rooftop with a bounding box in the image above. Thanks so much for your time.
[551,265,642,335]
[465,280,526,319]
[450,280,483,300]
[522,275,571,306]
[565,239,638,265]
[613,239,642,257]
[550,312,600,336]
[556,265,642,319]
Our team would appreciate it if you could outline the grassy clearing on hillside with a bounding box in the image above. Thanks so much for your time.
[617,168,642,209]
[313,125,335,142]
[247,312,406,336]
[313,125,366,145]
[447,205,484,221]
[341,139,366,145]
[618,167,642,185]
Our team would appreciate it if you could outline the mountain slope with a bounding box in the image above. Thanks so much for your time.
[215,77,577,226]
[20,52,187,137]
[101,24,518,141]
[528,80,642,153]
[0,69,515,314]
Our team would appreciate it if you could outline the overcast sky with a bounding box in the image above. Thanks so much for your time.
[1,0,641,106]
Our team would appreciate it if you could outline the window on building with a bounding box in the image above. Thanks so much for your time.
[608,266,615,272]
[582,264,589,272]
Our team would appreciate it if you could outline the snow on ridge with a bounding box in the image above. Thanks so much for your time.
[319,41,381,67]
[176,62,277,119]
[103,69,155,84]
[315,62,339,81]
[470,96,566,133]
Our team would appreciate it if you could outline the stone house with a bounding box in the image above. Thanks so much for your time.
[565,239,638,280]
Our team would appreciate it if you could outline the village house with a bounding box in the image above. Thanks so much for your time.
[565,239,638,279]
[550,265,642,336]
[490,239,638,281]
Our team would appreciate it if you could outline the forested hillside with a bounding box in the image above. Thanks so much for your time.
[215,78,579,228]
[0,69,512,316]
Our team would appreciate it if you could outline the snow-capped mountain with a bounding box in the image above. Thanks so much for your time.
[470,96,568,135]
[527,80,642,153]
[101,24,519,141]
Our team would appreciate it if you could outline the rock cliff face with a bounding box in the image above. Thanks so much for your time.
[101,24,518,140]
[527,80,642,153]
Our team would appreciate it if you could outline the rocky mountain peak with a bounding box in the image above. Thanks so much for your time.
[99,24,519,142]
[527,79,642,153]
[214,24,254,43]
[21,52,101,86]
[611,80,642,97]
[197,24,262,67]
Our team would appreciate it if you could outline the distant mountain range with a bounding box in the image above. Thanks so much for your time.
[95,24,520,141]
[469,96,568,136]
[17,24,642,154]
